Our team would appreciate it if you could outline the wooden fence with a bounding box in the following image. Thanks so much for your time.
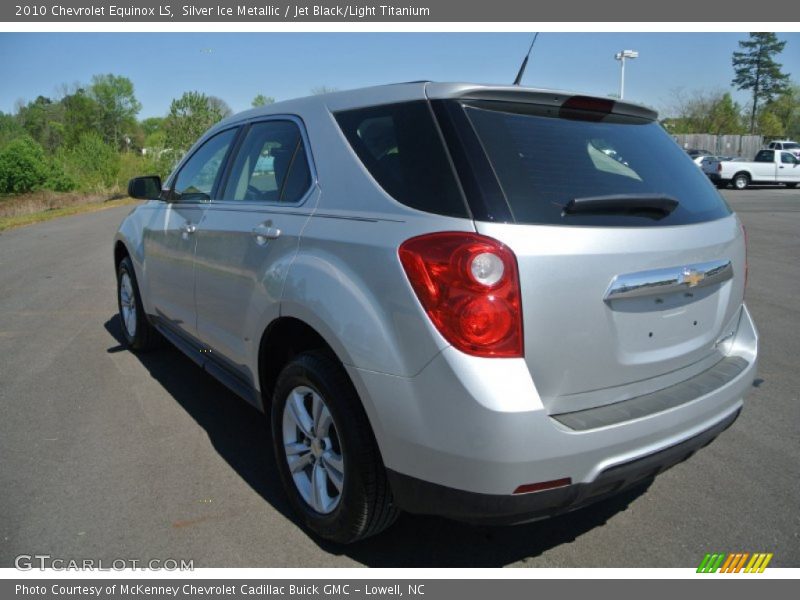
[672,134,764,159]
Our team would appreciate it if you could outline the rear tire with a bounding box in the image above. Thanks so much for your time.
[116,256,159,351]
[271,351,398,543]
[733,173,750,190]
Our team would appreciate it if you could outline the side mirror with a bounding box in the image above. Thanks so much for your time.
[128,176,163,200]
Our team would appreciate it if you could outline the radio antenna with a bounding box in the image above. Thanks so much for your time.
[513,33,539,86]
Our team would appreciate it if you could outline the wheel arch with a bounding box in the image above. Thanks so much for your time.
[114,239,130,269]
[733,170,752,182]
[256,315,393,462]
[257,316,345,407]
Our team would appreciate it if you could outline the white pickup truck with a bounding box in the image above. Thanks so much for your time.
[719,149,800,189]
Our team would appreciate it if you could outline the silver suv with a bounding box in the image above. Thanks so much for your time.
[117,82,758,543]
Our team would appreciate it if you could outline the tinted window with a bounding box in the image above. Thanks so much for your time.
[784,143,800,150]
[754,150,774,163]
[335,101,467,218]
[173,128,237,201]
[463,103,731,227]
[222,120,312,203]
[781,152,798,164]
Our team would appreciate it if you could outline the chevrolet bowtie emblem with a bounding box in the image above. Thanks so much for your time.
[682,268,705,287]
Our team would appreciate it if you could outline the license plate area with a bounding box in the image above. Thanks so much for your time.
[607,284,725,360]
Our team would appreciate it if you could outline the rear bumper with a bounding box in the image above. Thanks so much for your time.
[347,304,757,517]
[387,407,739,525]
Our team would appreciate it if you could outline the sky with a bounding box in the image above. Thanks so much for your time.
[1,32,798,119]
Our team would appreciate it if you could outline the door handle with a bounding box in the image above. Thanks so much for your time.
[181,222,197,238]
[252,222,281,245]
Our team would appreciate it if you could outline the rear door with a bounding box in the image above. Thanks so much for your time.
[143,127,238,337]
[193,118,317,378]
[442,99,745,411]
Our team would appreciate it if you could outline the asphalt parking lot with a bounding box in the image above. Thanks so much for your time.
[0,187,798,568]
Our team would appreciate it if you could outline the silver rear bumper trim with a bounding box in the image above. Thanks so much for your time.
[552,355,749,431]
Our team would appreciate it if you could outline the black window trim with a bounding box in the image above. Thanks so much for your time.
[431,99,512,223]
[212,114,317,209]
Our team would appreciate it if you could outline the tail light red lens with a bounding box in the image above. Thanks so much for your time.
[399,232,523,358]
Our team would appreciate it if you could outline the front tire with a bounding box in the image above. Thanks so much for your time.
[733,173,750,190]
[116,256,159,351]
[787,183,798,189]
[271,351,398,543]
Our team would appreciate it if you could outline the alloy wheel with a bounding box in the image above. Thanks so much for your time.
[119,272,137,338]
[281,386,345,514]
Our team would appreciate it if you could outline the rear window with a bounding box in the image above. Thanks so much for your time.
[464,102,731,227]
[335,101,468,218]
[754,150,774,162]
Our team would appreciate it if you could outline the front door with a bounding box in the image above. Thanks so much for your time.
[143,127,239,337]
[778,151,800,184]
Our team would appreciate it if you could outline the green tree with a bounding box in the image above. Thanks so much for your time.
[17,96,65,152]
[61,132,121,190]
[139,117,164,137]
[757,110,785,137]
[732,32,791,133]
[708,93,744,135]
[208,96,233,119]
[665,89,744,135]
[764,84,800,139]
[0,111,24,146]
[60,89,100,148]
[89,74,142,149]
[164,91,230,154]
[0,136,49,194]
[251,94,275,107]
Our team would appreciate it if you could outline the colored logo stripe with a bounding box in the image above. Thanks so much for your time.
[697,552,773,573]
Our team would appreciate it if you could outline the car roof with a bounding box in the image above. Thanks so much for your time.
[213,81,658,132]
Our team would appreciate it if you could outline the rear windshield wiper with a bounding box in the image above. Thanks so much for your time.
[562,194,679,220]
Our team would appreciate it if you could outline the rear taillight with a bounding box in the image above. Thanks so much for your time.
[717,162,722,173]
[399,232,523,358]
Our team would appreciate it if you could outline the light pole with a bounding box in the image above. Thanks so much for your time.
[614,49,638,99]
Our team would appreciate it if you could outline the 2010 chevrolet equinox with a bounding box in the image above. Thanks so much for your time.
[116,82,758,543]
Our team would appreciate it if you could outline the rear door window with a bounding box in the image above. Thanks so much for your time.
[221,120,312,204]
[461,102,731,227]
[335,101,468,218]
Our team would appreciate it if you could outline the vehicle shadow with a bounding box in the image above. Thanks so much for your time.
[105,314,651,567]
[104,315,295,525]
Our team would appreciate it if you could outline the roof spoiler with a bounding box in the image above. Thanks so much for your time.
[425,83,658,122]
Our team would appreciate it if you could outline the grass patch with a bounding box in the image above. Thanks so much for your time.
[0,190,139,232]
